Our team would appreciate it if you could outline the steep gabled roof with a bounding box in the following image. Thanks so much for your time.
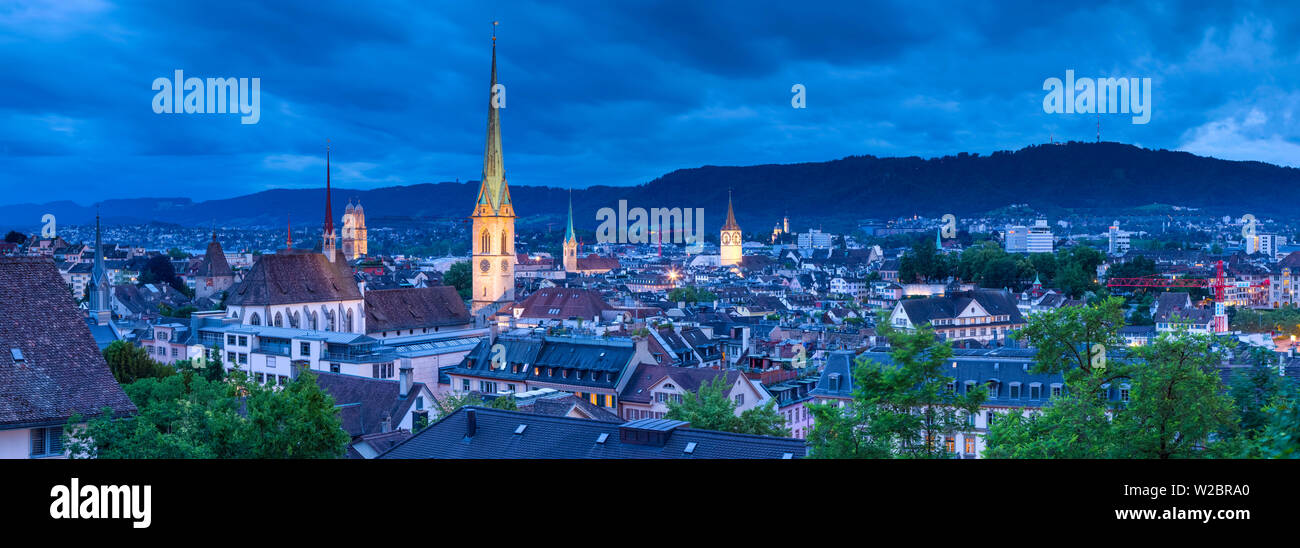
[226,250,361,306]
[313,370,426,438]
[198,237,232,278]
[0,257,135,428]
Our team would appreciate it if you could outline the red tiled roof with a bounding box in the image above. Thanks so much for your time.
[512,287,612,320]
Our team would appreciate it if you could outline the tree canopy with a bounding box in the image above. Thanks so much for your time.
[66,369,350,459]
[664,375,787,437]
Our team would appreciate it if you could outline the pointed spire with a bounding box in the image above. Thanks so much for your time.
[564,188,576,244]
[93,210,104,276]
[89,208,107,314]
[476,27,510,214]
[211,220,217,242]
[287,214,293,248]
[722,189,740,230]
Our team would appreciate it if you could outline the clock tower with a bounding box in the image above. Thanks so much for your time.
[471,33,516,314]
[720,190,742,266]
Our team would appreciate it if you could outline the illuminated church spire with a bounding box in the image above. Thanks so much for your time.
[470,23,516,314]
[475,22,512,216]
[723,189,740,231]
[563,188,578,272]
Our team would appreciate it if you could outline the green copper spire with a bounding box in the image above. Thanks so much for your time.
[564,189,576,244]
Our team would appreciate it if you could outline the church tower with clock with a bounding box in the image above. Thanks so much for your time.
[470,32,516,314]
[720,190,742,266]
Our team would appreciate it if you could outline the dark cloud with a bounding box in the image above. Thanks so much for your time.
[1,0,1297,206]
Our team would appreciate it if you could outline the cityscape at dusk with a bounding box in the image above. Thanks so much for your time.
[1,0,1294,533]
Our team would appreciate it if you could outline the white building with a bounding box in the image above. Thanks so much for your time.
[1108,221,1131,255]
[1246,233,1285,257]
[797,229,834,250]
[1005,219,1053,254]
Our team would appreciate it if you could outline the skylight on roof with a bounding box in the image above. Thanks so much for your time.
[684,442,696,454]
[514,424,527,435]
[10,348,24,362]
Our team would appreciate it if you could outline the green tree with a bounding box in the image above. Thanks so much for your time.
[807,317,985,458]
[899,238,951,283]
[1227,346,1294,443]
[989,301,1242,459]
[242,369,350,458]
[444,261,472,299]
[4,230,26,244]
[103,340,175,384]
[1113,332,1238,458]
[984,385,1117,458]
[665,375,788,437]
[1053,246,1105,299]
[1247,391,1300,458]
[65,369,349,459]
[668,286,718,305]
[431,391,517,419]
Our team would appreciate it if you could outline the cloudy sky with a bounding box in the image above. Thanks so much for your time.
[1,0,1297,206]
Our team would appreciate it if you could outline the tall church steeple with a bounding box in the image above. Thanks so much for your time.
[322,142,337,262]
[563,189,578,273]
[470,24,516,314]
[474,29,512,218]
[88,210,110,322]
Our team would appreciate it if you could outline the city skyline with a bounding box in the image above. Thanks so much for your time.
[4,1,1300,207]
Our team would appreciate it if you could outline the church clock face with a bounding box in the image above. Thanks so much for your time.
[722,234,730,245]
[500,259,510,272]
[479,259,491,273]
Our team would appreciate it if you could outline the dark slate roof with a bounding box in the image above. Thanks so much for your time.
[364,286,470,332]
[899,289,1025,326]
[451,336,636,390]
[808,350,855,399]
[312,370,425,438]
[226,250,361,306]
[1153,292,1212,323]
[0,257,135,428]
[378,406,807,459]
[619,364,741,404]
[347,430,413,459]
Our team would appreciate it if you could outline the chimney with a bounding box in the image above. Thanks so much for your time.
[399,358,413,398]
[380,413,392,433]
[465,408,477,438]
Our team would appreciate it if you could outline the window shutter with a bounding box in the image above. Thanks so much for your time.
[31,428,45,456]
[50,427,63,454]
